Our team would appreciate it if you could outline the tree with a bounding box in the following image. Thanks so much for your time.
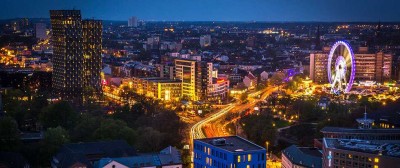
[269,72,286,85]
[71,114,101,142]
[39,101,78,129]
[240,93,249,102]
[0,117,21,151]
[41,126,70,164]
[93,118,137,145]
[135,127,164,152]
[240,114,277,148]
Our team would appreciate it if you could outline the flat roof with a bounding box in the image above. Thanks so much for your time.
[321,127,400,134]
[135,77,181,83]
[195,136,265,153]
[324,138,400,158]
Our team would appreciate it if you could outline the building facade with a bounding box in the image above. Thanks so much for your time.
[131,77,181,101]
[50,10,102,103]
[309,47,392,84]
[194,136,267,168]
[321,114,400,168]
[207,75,230,104]
[175,59,197,100]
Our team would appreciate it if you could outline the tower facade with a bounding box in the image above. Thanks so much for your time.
[50,10,102,103]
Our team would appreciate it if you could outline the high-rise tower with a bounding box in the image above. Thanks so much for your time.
[50,10,102,104]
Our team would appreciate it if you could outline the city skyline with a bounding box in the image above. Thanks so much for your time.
[1,0,400,22]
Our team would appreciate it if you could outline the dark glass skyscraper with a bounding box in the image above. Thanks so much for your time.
[50,10,102,104]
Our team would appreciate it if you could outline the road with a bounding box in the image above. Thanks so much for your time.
[190,86,279,144]
[190,103,236,144]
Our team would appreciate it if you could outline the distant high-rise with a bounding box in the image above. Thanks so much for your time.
[128,16,138,27]
[35,23,47,39]
[50,10,102,104]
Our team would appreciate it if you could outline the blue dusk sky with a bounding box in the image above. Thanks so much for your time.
[1,0,400,22]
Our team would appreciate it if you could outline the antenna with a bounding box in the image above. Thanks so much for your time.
[364,105,367,120]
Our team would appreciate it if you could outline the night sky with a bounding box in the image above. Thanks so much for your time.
[2,0,400,22]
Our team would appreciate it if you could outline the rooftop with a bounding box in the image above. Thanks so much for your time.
[320,127,400,134]
[324,138,400,158]
[195,136,265,153]
[95,146,182,167]
[53,140,137,168]
[282,145,322,168]
[136,77,181,83]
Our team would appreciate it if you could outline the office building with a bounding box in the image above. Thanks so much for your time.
[282,145,322,168]
[322,138,400,168]
[128,16,138,27]
[309,47,392,84]
[50,10,102,103]
[321,113,400,167]
[131,77,181,101]
[35,23,47,39]
[200,35,211,48]
[194,136,267,168]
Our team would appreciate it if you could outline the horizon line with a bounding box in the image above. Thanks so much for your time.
[1,17,399,23]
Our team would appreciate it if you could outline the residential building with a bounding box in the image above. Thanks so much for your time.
[281,145,322,168]
[196,61,213,101]
[309,46,392,84]
[175,59,212,101]
[51,140,137,168]
[50,10,102,103]
[243,72,257,89]
[159,64,176,80]
[193,136,267,168]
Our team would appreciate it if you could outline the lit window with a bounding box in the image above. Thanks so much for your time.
[248,154,251,161]
[237,155,240,163]
[374,158,379,163]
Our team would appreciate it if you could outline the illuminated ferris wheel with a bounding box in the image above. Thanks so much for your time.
[327,41,356,94]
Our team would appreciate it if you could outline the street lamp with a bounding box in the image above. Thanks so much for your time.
[265,141,269,159]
